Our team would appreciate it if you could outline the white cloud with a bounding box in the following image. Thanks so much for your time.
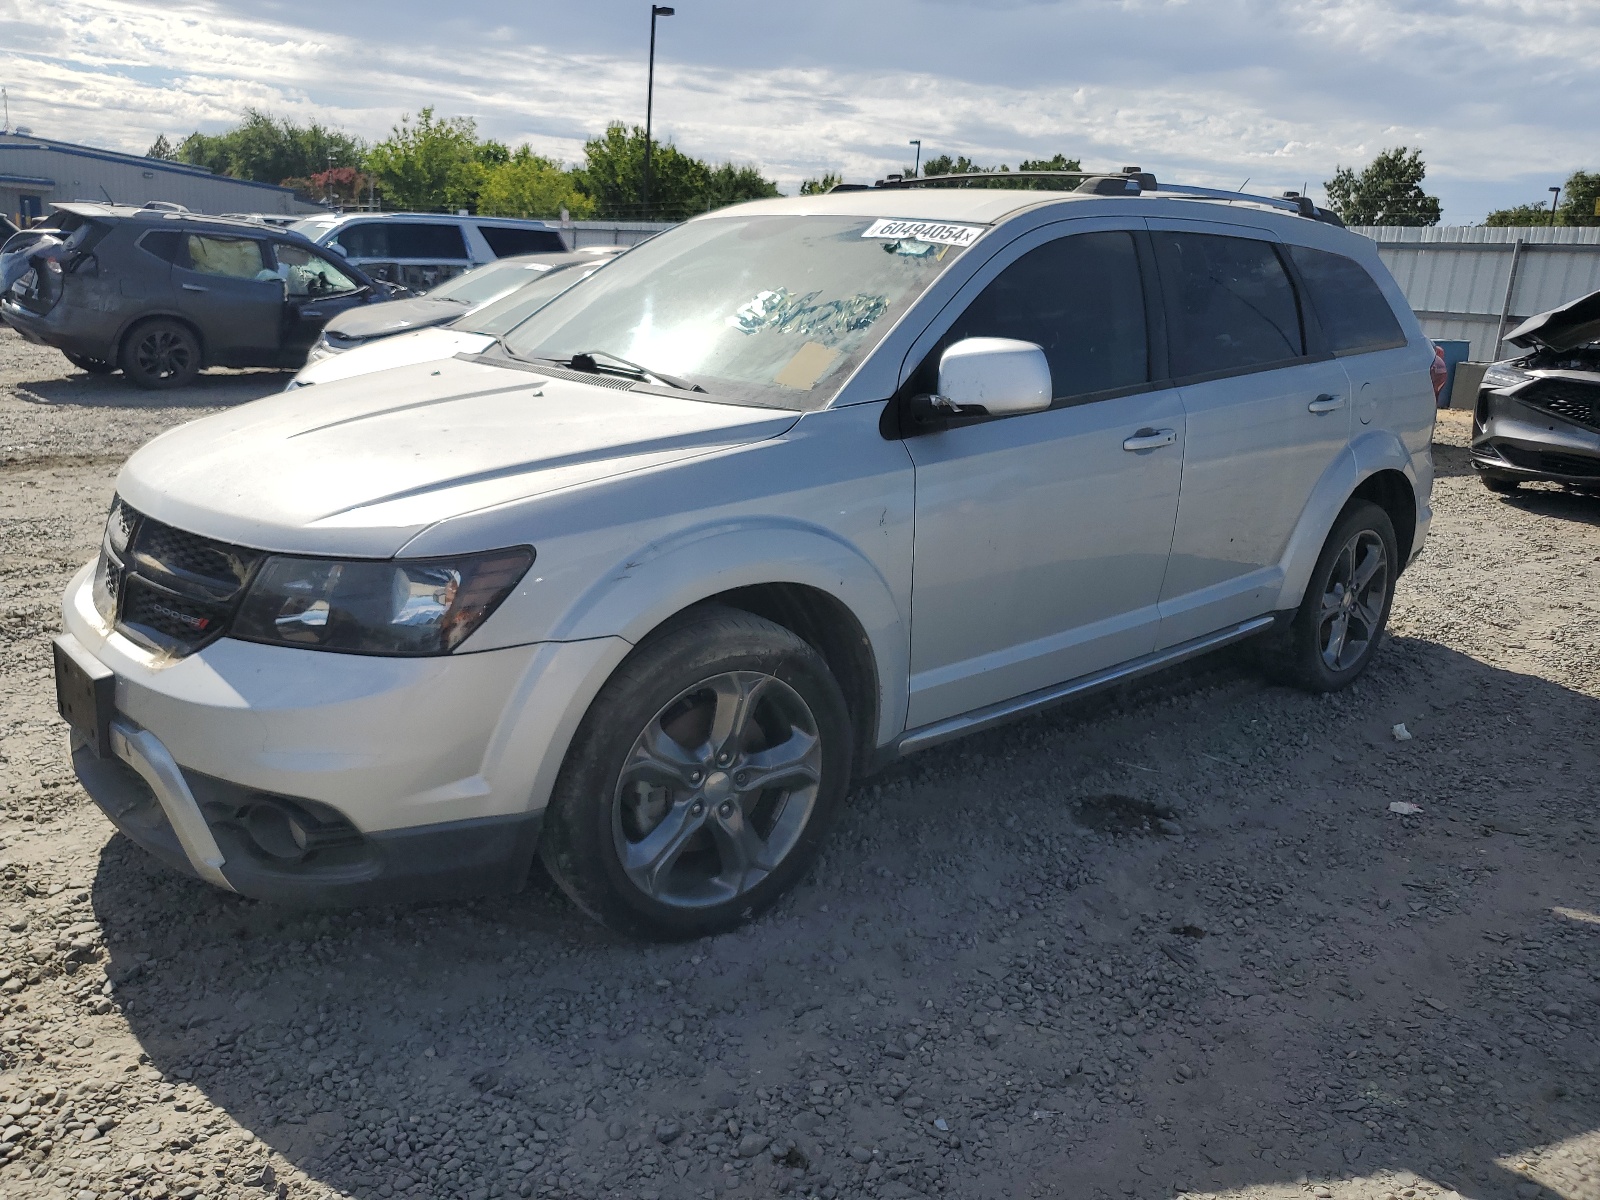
[2,0,1595,221]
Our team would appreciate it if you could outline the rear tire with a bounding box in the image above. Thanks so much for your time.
[539,605,853,940]
[63,351,115,375]
[1478,471,1521,494]
[120,319,200,390]
[1263,500,1398,693]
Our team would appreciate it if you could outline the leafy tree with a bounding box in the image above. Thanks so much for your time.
[1485,169,1600,227]
[799,172,843,195]
[478,147,593,219]
[146,134,178,161]
[1018,154,1082,173]
[475,140,511,168]
[920,154,999,177]
[366,108,483,212]
[177,109,364,185]
[281,166,375,207]
[576,123,778,219]
[1323,147,1441,227]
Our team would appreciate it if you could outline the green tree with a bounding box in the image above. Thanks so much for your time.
[920,154,997,177]
[576,123,778,219]
[475,139,511,168]
[1323,147,1441,227]
[478,147,593,219]
[799,172,843,195]
[146,134,178,161]
[177,109,364,184]
[1018,154,1082,173]
[366,107,483,212]
[1487,170,1600,226]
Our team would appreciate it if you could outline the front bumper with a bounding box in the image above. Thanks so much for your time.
[60,562,629,904]
[1471,384,1600,485]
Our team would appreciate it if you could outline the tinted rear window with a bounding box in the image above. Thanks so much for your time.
[1153,232,1304,377]
[477,225,567,256]
[389,223,468,259]
[1288,245,1407,355]
[937,230,1149,400]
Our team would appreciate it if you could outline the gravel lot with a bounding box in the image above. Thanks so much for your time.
[1,328,1596,1200]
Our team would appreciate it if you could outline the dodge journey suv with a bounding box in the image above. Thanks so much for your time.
[53,170,1437,939]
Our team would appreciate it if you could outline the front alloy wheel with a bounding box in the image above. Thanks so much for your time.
[541,605,852,939]
[614,671,822,909]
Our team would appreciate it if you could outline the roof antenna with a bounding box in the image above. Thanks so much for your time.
[1238,177,1250,191]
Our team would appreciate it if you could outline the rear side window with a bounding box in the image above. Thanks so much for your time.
[477,225,567,256]
[1288,245,1407,355]
[938,230,1149,401]
[1153,232,1304,377]
[388,223,469,259]
[138,231,184,263]
[185,235,266,279]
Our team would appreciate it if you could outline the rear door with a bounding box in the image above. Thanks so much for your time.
[1145,220,1352,647]
[172,232,282,366]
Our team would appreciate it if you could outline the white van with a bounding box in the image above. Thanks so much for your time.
[288,212,568,291]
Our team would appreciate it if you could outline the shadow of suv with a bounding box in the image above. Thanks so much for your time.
[0,201,397,388]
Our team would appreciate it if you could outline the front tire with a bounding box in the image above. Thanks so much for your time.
[120,319,200,390]
[540,605,853,940]
[1265,500,1398,693]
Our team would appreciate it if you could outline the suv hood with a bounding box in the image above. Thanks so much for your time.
[324,296,467,343]
[1507,287,1600,353]
[116,356,799,558]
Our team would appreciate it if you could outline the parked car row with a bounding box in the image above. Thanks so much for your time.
[0,204,576,389]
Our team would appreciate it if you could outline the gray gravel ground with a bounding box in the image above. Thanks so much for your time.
[0,328,1596,1200]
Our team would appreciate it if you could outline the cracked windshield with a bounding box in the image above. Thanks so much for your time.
[501,214,981,408]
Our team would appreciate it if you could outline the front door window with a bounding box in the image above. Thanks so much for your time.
[274,244,361,298]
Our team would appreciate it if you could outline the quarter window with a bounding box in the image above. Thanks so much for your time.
[388,223,469,260]
[1153,232,1304,377]
[477,226,567,256]
[1288,245,1406,355]
[185,235,266,280]
[936,230,1149,401]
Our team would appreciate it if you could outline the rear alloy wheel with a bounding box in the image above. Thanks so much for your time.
[540,606,852,939]
[1478,471,1521,494]
[121,319,200,390]
[63,351,116,375]
[1265,500,1398,693]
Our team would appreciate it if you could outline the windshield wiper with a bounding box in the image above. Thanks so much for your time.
[557,349,706,393]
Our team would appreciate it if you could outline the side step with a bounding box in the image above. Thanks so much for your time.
[895,615,1277,757]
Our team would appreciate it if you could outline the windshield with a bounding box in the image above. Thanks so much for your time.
[501,214,981,409]
[458,263,600,337]
[289,218,338,241]
[428,258,554,305]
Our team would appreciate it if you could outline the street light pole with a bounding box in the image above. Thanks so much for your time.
[643,5,675,221]
[909,139,922,178]
[1549,185,1562,227]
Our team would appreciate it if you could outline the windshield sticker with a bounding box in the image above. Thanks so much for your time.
[728,288,889,345]
[860,219,985,248]
[773,341,841,390]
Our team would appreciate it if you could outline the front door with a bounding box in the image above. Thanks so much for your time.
[1142,222,1354,648]
[172,233,282,366]
[902,226,1184,729]
[272,241,370,362]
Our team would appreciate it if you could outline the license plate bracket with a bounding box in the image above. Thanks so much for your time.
[53,636,114,757]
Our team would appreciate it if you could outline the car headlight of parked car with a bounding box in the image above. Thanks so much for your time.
[232,547,533,655]
[1481,362,1534,390]
[304,335,337,364]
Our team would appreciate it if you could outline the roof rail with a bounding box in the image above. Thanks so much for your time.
[869,167,1344,224]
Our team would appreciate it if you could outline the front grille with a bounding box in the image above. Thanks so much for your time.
[1519,379,1600,432]
[95,498,262,656]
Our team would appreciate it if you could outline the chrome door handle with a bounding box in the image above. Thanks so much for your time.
[180,283,209,293]
[1308,394,1346,413]
[1122,428,1177,451]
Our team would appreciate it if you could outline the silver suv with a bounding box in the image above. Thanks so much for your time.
[54,172,1436,939]
[288,212,568,291]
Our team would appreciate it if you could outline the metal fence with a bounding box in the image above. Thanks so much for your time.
[1352,225,1600,362]
[565,220,675,249]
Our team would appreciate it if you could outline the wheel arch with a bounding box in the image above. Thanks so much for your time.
[1274,431,1424,612]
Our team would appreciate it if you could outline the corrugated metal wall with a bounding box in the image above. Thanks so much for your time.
[1352,225,1600,361]
[564,220,675,248]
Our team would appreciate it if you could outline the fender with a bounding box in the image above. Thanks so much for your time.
[548,517,910,748]
[111,308,208,364]
[1273,427,1421,612]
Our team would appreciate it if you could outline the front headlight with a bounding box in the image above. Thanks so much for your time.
[304,337,337,364]
[232,547,533,656]
[1481,361,1533,390]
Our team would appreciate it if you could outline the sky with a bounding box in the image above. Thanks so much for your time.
[1,0,1595,224]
